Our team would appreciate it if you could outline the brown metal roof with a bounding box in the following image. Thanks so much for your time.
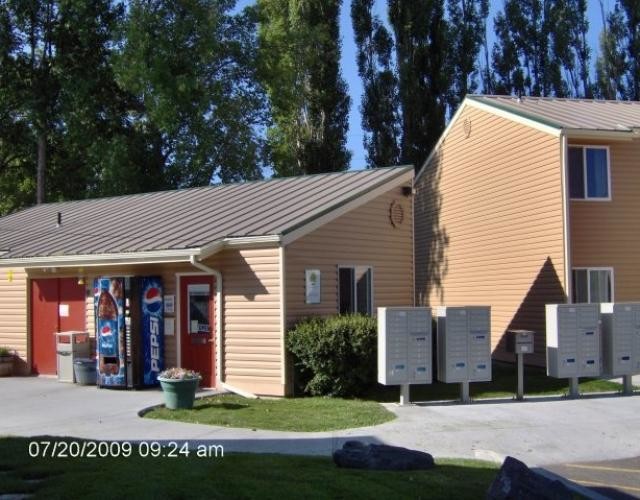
[0,166,413,260]
[469,95,640,132]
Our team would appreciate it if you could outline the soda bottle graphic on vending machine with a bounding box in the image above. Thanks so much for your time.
[95,277,126,387]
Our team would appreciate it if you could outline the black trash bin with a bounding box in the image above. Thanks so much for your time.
[74,359,97,385]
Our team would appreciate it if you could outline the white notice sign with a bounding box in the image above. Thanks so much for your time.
[59,304,69,317]
[305,269,321,304]
[164,318,175,336]
[164,294,175,315]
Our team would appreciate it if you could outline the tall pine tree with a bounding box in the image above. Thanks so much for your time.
[351,0,400,168]
[446,0,489,108]
[619,0,640,100]
[491,0,592,98]
[389,0,448,170]
[596,2,628,99]
[258,0,351,176]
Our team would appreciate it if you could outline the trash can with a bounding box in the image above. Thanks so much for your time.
[56,332,91,382]
[74,359,97,385]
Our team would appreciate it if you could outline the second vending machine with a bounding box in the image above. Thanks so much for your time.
[95,276,164,389]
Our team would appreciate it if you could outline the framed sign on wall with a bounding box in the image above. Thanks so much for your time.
[305,269,321,304]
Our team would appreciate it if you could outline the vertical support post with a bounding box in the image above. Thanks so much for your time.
[460,381,470,404]
[516,353,524,401]
[622,375,633,395]
[399,384,410,405]
[568,377,579,398]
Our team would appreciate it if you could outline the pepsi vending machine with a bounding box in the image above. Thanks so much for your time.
[95,276,164,388]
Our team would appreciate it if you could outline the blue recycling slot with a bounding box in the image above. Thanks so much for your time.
[622,356,631,361]
[475,335,486,339]
[416,367,426,372]
[477,364,487,369]
[394,364,405,370]
[415,337,426,342]
[585,331,594,335]
[455,362,466,368]
[586,360,595,365]
[566,358,576,363]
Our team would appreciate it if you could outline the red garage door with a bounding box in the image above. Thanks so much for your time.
[31,278,86,375]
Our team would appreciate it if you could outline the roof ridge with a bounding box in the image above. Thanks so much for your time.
[10,165,413,212]
[469,94,640,105]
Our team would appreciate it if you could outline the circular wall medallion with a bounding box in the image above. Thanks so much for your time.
[389,200,404,227]
[463,118,472,138]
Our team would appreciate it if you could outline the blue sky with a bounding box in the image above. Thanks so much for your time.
[237,0,611,170]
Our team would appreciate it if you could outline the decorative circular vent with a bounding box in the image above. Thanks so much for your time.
[389,200,404,227]
[463,118,472,138]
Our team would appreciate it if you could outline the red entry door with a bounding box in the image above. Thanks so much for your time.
[180,275,216,387]
[31,278,86,375]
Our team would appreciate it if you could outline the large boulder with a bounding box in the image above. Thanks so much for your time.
[487,456,573,500]
[333,440,435,471]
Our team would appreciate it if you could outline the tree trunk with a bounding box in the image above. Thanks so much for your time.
[37,133,46,204]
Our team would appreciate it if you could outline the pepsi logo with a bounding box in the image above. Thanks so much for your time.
[101,325,112,336]
[143,286,162,314]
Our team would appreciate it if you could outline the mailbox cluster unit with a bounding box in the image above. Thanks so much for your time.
[600,303,640,377]
[545,304,601,378]
[436,306,491,383]
[377,307,432,385]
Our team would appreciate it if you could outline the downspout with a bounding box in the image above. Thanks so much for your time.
[560,131,572,303]
[189,255,257,399]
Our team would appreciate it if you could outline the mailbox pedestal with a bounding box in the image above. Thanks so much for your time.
[506,329,534,400]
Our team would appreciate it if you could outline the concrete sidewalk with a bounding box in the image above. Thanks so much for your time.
[1,377,639,467]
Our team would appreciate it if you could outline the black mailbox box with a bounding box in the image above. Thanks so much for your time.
[506,330,535,354]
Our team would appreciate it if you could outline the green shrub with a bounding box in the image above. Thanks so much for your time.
[286,314,377,397]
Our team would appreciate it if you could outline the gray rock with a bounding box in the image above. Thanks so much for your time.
[486,456,573,500]
[333,440,435,471]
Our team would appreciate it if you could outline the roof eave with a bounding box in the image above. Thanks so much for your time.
[415,96,565,185]
[564,128,639,141]
[0,234,285,269]
[281,167,414,246]
[0,248,198,269]
[466,96,564,135]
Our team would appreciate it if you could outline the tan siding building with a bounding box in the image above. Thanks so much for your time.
[570,139,640,303]
[415,95,640,366]
[415,104,566,364]
[0,167,413,396]
[0,268,28,373]
[286,187,414,326]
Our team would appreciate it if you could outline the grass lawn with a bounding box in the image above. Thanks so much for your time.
[144,394,395,432]
[143,361,630,433]
[0,436,499,500]
[365,361,629,403]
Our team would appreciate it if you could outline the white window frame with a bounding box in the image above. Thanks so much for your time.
[337,265,374,315]
[569,145,611,201]
[572,267,614,303]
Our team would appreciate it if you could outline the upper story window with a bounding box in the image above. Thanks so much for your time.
[568,146,610,200]
[338,266,373,315]
[572,268,613,303]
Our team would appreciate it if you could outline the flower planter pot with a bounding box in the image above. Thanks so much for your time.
[158,377,200,409]
[0,356,13,377]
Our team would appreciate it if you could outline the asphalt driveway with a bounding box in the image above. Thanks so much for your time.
[546,457,640,499]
